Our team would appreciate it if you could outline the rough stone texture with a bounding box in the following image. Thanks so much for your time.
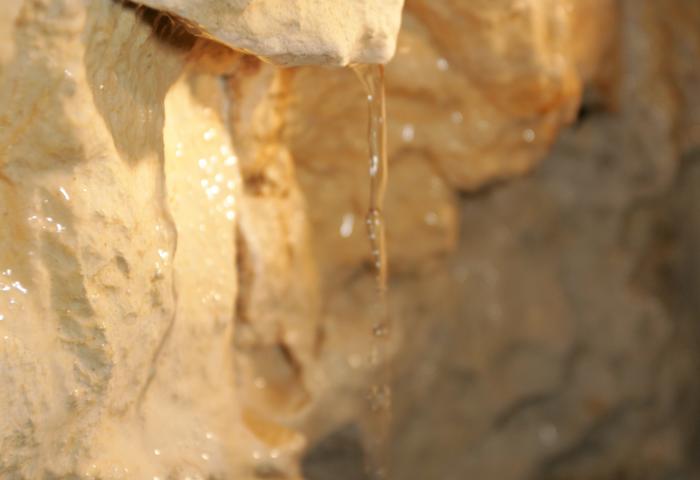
[0,0,391,478]
[137,0,405,66]
[3,0,700,479]
[0,2,188,476]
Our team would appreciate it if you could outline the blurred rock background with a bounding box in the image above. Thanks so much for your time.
[292,0,700,478]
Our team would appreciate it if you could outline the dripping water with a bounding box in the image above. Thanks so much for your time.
[352,64,392,480]
[353,64,389,296]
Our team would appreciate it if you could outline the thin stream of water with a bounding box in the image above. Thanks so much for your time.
[353,64,389,297]
[352,63,392,480]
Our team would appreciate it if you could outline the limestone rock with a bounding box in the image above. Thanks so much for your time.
[0,1,187,476]
[0,0,391,477]
[136,0,406,66]
[4,0,700,479]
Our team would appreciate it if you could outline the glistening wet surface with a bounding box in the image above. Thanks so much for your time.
[353,63,392,480]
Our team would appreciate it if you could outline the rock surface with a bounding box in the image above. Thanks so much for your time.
[0,1,188,476]
[3,0,700,479]
[137,0,405,66]
[0,0,396,477]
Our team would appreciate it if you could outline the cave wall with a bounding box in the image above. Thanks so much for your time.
[1,0,700,479]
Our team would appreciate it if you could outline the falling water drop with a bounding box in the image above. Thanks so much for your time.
[58,187,71,201]
[353,63,393,480]
[401,124,415,142]
[523,128,536,143]
[353,64,389,295]
[340,213,355,238]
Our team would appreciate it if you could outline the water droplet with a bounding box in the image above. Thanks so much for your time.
[372,323,389,337]
[12,281,27,294]
[369,154,380,176]
[436,58,449,71]
[201,453,210,461]
[198,158,208,169]
[401,124,415,142]
[59,187,70,201]
[424,212,439,226]
[206,185,220,198]
[523,128,536,143]
[339,213,355,238]
[154,449,161,456]
[203,128,216,141]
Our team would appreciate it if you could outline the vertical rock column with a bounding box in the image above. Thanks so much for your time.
[0,1,190,476]
[226,58,320,471]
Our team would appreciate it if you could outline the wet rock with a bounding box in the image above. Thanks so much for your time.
[0,2,189,476]
[0,0,398,478]
[3,0,700,479]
